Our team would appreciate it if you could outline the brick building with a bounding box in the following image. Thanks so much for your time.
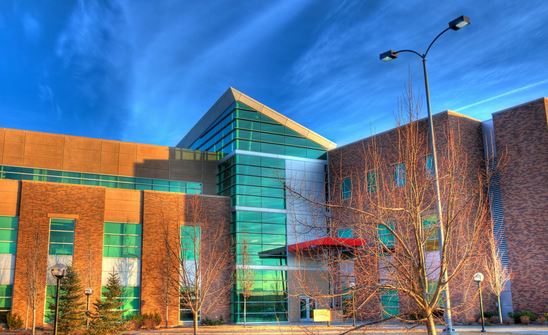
[0,88,545,326]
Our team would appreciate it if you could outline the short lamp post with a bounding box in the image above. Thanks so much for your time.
[51,264,67,335]
[349,282,356,327]
[474,272,486,333]
[380,15,471,335]
[84,287,93,329]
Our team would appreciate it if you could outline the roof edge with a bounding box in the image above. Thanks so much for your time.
[178,87,337,150]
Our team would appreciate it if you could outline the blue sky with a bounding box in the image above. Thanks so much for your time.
[1,1,547,147]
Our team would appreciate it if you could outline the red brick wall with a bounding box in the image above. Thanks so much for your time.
[327,112,485,322]
[493,98,548,314]
[12,181,105,327]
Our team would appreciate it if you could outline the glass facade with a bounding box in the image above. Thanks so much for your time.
[0,216,17,321]
[187,101,329,322]
[0,165,201,194]
[102,222,142,317]
[342,177,351,200]
[380,289,399,318]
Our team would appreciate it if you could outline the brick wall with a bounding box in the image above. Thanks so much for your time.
[493,98,548,314]
[12,181,105,327]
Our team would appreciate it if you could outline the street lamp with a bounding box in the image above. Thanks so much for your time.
[349,282,356,327]
[85,287,93,329]
[474,272,486,333]
[51,264,67,335]
[379,15,471,335]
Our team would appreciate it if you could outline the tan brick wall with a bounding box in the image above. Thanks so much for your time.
[141,192,231,326]
[104,188,141,223]
[12,181,105,327]
[0,179,19,216]
[493,98,548,314]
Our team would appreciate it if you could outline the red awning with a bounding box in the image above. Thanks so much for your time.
[287,237,366,253]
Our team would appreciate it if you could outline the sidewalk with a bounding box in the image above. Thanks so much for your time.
[125,324,548,335]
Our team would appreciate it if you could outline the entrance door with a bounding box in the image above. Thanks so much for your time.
[299,296,315,321]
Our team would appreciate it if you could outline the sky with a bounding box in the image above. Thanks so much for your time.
[0,0,547,147]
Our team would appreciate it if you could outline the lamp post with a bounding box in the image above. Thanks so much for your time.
[379,15,470,335]
[474,272,486,333]
[349,282,356,326]
[51,264,67,335]
[84,287,93,329]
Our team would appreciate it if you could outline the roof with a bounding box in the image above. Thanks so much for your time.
[177,87,337,150]
[287,237,366,253]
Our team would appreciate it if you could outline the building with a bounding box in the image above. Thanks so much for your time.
[0,88,545,326]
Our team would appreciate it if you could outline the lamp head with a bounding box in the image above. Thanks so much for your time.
[85,287,93,296]
[349,282,356,288]
[51,263,67,280]
[380,50,398,62]
[473,272,484,283]
[449,16,470,30]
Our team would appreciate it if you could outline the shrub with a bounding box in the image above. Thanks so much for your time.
[6,312,23,330]
[140,313,162,330]
[489,316,500,324]
[503,317,514,325]
[520,315,530,325]
[201,316,225,326]
[536,316,546,324]
[510,310,538,323]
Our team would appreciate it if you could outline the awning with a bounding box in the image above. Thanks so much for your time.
[287,237,366,253]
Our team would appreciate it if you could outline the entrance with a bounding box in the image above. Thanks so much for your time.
[299,296,315,321]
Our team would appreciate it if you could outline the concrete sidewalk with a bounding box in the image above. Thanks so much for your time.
[125,324,548,335]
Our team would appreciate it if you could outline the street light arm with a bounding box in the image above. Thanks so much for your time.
[394,49,424,59]
[424,27,452,57]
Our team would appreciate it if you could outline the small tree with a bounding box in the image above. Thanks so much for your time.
[24,221,44,335]
[50,266,86,334]
[87,272,125,335]
[483,227,511,324]
[238,240,255,326]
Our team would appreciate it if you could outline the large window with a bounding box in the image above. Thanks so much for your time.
[425,154,434,176]
[0,165,202,194]
[102,222,142,317]
[0,216,17,322]
[180,226,200,261]
[342,177,351,200]
[422,215,440,251]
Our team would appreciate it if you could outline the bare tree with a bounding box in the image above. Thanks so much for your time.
[24,221,44,335]
[287,88,490,335]
[483,222,511,324]
[164,195,233,335]
[238,240,254,327]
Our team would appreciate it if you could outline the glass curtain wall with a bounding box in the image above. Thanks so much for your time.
[0,216,17,322]
[189,101,328,322]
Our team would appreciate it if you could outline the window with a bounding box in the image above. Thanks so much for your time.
[181,226,201,261]
[425,155,434,176]
[0,216,18,254]
[342,177,351,199]
[422,215,440,251]
[103,223,142,258]
[394,163,406,187]
[49,218,75,255]
[367,171,377,193]
[337,228,353,238]
[380,289,399,318]
[378,221,395,250]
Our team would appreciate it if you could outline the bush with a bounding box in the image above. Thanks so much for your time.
[489,316,500,324]
[520,315,530,325]
[510,310,538,323]
[536,316,546,324]
[6,312,23,330]
[503,317,514,325]
[133,313,162,330]
[201,316,225,326]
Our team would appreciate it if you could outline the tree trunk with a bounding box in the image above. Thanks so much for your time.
[32,307,36,335]
[193,311,199,335]
[426,313,437,335]
[497,294,503,324]
[244,296,247,327]
[165,303,169,328]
